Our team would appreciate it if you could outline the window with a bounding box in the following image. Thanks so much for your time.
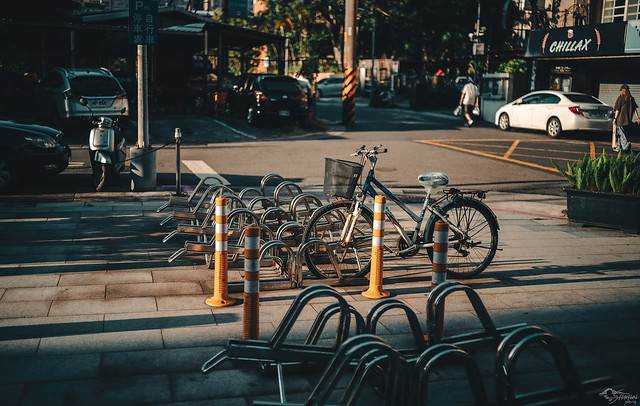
[69,76,122,96]
[522,94,544,104]
[541,94,561,104]
[603,0,639,22]
[565,94,603,104]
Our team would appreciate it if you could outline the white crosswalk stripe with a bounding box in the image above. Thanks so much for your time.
[182,160,230,185]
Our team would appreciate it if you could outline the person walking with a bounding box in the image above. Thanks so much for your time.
[459,78,480,127]
[612,84,639,152]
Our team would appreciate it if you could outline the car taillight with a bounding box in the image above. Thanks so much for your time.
[568,106,584,116]
[254,91,267,102]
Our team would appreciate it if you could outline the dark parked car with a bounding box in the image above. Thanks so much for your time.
[0,120,71,192]
[225,74,309,125]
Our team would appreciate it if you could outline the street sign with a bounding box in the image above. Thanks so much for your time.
[473,42,485,56]
[129,0,159,46]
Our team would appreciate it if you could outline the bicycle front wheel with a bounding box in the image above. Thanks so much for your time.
[425,198,498,278]
[302,201,374,279]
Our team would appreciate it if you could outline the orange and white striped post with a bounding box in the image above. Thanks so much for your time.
[432,221,449,337]
[205,197,236,307]
[362,195,390,299]
[243,225,261,339]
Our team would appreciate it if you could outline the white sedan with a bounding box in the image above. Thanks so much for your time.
[494,90,613,138]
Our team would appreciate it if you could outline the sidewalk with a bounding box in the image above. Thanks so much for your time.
[0,191,639,405]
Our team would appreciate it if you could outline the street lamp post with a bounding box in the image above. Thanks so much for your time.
[473,0,481,83]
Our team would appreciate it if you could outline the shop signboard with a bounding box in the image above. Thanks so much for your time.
[525,22,625,58]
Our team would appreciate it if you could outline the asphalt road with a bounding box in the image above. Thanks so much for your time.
[2,97,626,197]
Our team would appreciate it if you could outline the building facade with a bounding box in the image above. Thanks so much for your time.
[524,0,640,105]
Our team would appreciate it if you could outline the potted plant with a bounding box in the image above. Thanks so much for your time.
[552,151,640,234]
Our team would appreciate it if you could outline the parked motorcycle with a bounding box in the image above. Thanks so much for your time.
[79,98,127,191]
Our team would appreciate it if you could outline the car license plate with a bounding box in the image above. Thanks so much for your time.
[89,100,110,107]
[279,110,290,117]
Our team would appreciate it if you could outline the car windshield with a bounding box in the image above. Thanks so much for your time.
[261,78,301,94]
[70,76,122,96]
[565,94,602,104]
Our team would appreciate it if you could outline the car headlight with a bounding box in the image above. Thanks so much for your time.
[24,135,59,148]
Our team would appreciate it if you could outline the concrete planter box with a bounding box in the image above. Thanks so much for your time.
[565,187,640,234]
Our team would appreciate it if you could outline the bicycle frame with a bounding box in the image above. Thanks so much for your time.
[344,168,465,254]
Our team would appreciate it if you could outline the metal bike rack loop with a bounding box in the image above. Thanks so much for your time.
[201,285,355,403]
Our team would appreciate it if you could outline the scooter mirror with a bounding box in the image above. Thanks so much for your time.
[121,107,126,114]
[79,98,88,106]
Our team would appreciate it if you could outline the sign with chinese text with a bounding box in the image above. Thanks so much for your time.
[129,0,159,46]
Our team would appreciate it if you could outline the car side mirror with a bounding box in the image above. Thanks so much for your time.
[79,98,88,106]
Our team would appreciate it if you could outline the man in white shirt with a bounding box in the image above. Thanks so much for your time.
[459,79,480,127]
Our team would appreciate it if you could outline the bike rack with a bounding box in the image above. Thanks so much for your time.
[426,281,526,350]
[289,192,323,225]
[201,285,355,402]
[274,181,304,208]
[238,186,262,201]
[496,325,616,406]
[365,298,428,357]
[260,206,292,233]
[413,343,489,406]
[156,175,226,213]
[167,208,260,264]
[261,173,286,197]
[159,185,233,226]
[275,221,304,248]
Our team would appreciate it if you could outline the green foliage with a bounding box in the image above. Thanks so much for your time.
[497,59,527,74]
[552,150,640,195]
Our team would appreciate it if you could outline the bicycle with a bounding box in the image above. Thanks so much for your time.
[301,145,499,279]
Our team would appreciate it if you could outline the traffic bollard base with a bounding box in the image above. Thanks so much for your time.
[205,296,236,307]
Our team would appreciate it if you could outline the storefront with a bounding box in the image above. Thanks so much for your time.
[525,21,640,106]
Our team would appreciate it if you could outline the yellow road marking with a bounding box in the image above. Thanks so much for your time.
[414,140,559,173]
[503,140,520,159]
[590,142,595,159]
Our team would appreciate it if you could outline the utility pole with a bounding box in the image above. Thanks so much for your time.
[342,0,357,126]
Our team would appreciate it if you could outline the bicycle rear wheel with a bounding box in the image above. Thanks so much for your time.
[302,201,374,279]
[425,198,498,278]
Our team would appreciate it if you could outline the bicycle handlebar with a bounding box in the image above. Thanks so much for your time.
[350,144,388,157]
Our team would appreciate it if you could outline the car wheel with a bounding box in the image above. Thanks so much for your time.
[498,113,511,131]
[546,117,562,138]
[0,155,14,192]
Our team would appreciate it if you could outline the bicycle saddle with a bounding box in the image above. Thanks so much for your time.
[417,172,449,190]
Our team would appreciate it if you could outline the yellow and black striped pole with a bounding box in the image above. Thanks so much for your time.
[342,0,357,126]
[342,68,357,126]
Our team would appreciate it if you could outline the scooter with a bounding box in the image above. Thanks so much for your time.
[79,98,127,191]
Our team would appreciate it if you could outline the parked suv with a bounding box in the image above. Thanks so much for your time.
[225,74,309,125]
[35,67,129,129]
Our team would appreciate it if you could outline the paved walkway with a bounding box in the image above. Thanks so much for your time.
[0,190,639,405]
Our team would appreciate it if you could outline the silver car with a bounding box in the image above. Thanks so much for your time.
[35,67,129,128]
[316,76,343,98]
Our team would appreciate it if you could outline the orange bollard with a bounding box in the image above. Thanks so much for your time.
[432,221,449,337]
[242,226,261,339]
[362,195,390,299]
[206,197,236,307]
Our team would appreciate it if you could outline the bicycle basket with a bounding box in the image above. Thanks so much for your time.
[323,157,363,199]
